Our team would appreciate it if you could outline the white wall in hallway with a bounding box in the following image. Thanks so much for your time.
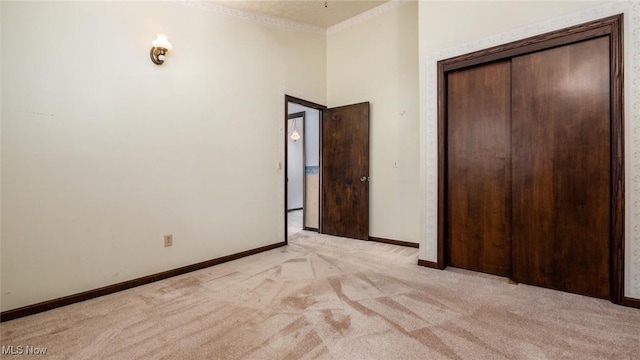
[288,103,320,167]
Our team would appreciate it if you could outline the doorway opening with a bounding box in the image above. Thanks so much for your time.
[284,96,371,243]
[285,96,325,241]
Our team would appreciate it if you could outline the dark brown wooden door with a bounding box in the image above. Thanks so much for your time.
[511,37,611,299]
[322,102,369,240]
[447,61,512,277]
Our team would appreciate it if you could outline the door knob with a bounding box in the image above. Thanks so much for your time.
[360,176,369,182]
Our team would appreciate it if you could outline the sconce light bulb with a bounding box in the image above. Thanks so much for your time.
[291,130,301,141]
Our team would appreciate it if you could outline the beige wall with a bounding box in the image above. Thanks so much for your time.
[3,0,638,312]
[418,0,640,299]
[305,176,319,229]
[327,1,420,244]
[0,1,326,311]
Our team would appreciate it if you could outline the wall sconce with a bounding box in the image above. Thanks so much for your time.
[150,34,172,65]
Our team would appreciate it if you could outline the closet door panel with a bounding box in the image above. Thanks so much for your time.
[447,60,512,277]
[511,37,611,299]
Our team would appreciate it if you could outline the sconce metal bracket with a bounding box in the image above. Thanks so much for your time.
[150,47,167,65]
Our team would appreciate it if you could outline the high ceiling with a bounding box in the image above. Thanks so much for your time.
[210,0,390,28]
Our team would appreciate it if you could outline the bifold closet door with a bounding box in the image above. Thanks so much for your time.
[447,60,512,277]
[511,37,611,299]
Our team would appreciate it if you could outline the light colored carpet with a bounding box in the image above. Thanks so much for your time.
[1,232,639,359]
[288,210,303,236]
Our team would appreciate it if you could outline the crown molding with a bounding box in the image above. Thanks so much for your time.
[327,0,407,34]
[170,0,326,35]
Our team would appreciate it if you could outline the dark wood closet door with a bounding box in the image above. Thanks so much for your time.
[322,102,370,240]
[447,60,512,277]
[511,37,611,299]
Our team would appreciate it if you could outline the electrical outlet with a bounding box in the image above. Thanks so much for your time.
[164,234,173,247]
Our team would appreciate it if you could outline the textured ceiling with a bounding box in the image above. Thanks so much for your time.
[210,0,390,28]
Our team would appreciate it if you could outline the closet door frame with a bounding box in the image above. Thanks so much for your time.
[436,15,625,305]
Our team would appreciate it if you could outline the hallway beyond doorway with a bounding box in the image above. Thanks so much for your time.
[288,209,303,236]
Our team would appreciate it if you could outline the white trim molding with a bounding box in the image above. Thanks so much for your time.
[419,1,640,299]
